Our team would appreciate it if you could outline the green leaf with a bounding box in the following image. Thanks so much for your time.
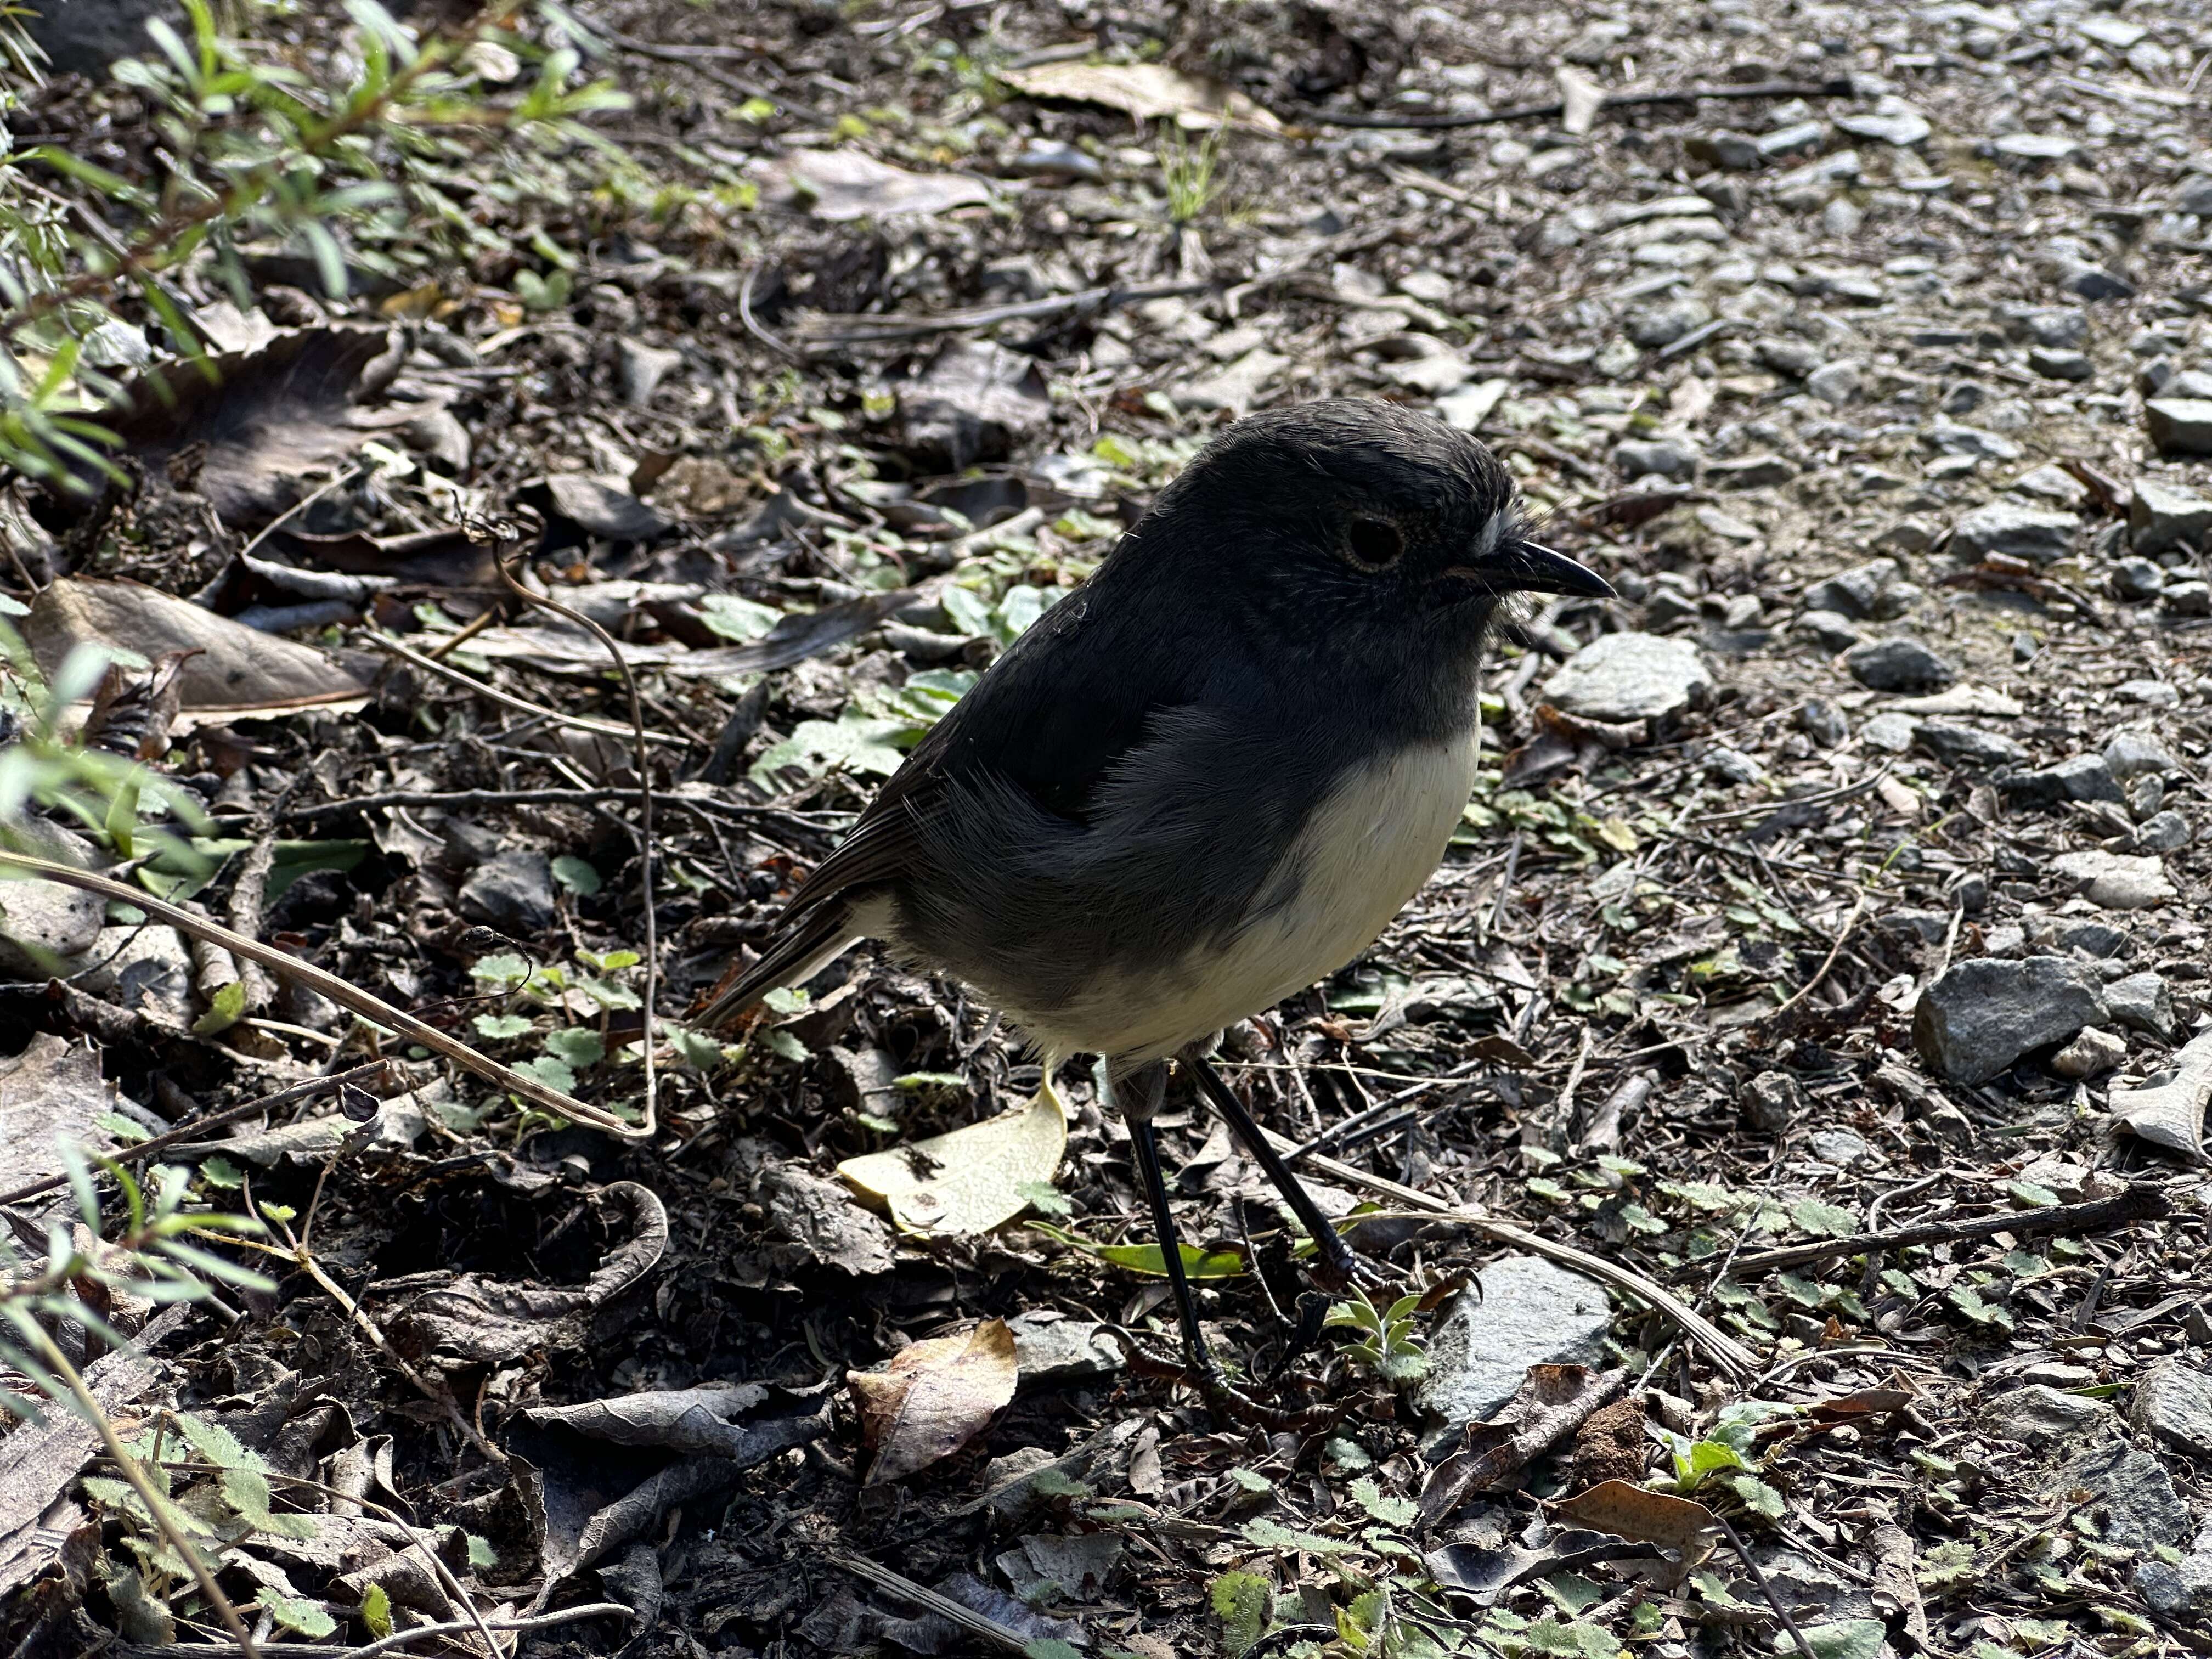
[105,769,143,859]
[1028,1221,1243,1279]
[1226,1466,1273,1493]
[198,1154,244,1190]
[667,1025,726,1069]
[470,953,533,987]
[473,1013,533,1040]
[360,1582,392,1639]
[1789,1198,1858,1238]
[2006,1180,2060,1209]
[466,1533,498,1569]
[256,1587,336,1639]
[1210,1570,1274,1659]
[543,1028,605,1069]
[1803,1620,1887,1659]
[1024,1643,1082,1659]
[190,978,246,1036]
[550,855,601,895]
[698,593,783,642]
[1349,1475,1417,1529]
[513,1056,577,1093]
[764,1029,808,1064]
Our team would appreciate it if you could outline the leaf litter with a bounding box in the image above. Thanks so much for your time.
[4,0,2212,1652]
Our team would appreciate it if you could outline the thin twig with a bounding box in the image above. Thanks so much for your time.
[827,1550,1034,1655]
[795,279,1212,345]
[1685,1183,2172,1282]
[1716,1513,1820,1659]
[495,546,659,1143]
[592,20,836,124]
[363,630,690,749]
[1291,76,1855,131]
[738,263,804,361]
[0,850,643,1138]
[1763,893,1867,1022]
[0,1063,386,1209]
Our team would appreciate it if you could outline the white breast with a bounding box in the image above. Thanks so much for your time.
[1021,732,1485,1065]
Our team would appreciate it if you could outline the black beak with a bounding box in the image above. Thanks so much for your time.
[1438,539,1615,600]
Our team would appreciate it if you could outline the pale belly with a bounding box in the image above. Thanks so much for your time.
[1015,732,1485,1065]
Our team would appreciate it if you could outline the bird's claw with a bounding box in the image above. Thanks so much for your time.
[1307,1228,1388,1296]
[1126,1342,1346,1432]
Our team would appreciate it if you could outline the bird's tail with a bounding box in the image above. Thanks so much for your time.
[693,904,857,1032]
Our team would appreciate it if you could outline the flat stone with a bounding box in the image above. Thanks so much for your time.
[1893,685,2023,718]
[2163,579,2212,616]
[2017,307,2089,349]
[1624,296,1711,349]
[2130,478,2212,557]
[82,923,195,1028]
[2112,556,2168,601]
[1950,501,2079,563]
[1180,348,1290,416]
[2137,809,2192,853]
[2137,1543,2212,1620]
[1999,753,2123,808]
[1797,609,1865,653]
[1860,710,1920,753]
[1845,636,1955,693]
[2051,850,2177,910]
[1806,360,1862,404]
[1755,335,1821,377]
[2028,347,2093,381]
[1686,130,1763,172]
[1987,1384,2117,1446]
[1615,437,1699,479]
[1757,121,1826,160]
[0,817,103,976]
[1837,104,1931,147]
[1416,1256,1613,1438]
[2132,1359,2212,1458]
[1008,1311,1124,1385]
[2106,972,2175,1037]
[2146,398,2212,456]
[2052,1026,2127,1079]
[1913,956,2108,1085]
[615,338,684,407]
[1741,1070,1802,1133]
[457,848,557,933]
[1928,422,2022,462]
[2068,1443,2192,1550]
[2012,463,2090,507]
[1995,133,2082,163]
[2119,678,2183,707]
[2019,1362,2100,1389]
[1707,454,1797,489]
[1544,633,1713,724]
[1915,722,2026,770]
[2105,729,2179,781]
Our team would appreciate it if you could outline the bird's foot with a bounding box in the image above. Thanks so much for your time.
[1124,1341,1345,1433]
[1306,1224,1388,1296]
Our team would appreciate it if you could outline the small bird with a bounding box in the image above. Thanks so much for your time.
[702,399,1609,1402]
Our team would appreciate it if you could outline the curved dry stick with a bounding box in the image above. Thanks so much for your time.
[0,850,647,1139]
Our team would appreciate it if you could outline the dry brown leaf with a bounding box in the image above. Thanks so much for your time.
[1546,1480,1718,1577]
[850,1319,1019,1486]
[996,61,1282,131]
[1418,1364,1624,1527]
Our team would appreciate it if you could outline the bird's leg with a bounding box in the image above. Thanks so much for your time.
[1115,1060,1217,1382]
[1180,1049,1378,1293]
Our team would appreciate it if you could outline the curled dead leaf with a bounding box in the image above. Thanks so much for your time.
[839,1089,1065,1237]
[1545,1480,1718,1579]
[850,1319,1019,1486]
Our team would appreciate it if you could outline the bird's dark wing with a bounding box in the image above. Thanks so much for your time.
[697,584,1220,1028]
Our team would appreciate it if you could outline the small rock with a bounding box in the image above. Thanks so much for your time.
[1913,956,2109,1085]
[2111,557,2168,601]
[1808,1127,1874,1165]
[2050,918,2130,958]
[0,818,103,976]
[1707,454,1797,489]
[1804,559,1906,620]
[1757,121,1826,160]
[1688,130,1764,172]
[2051,1026,2126,1079]
[1845,636,1956,693]
[1881,909,1951,944]
[615,338,684,407]
[1544,633,1713,724]
[1837,103,1931,147]
[1180,348,1290,416]
[2146,398,2212,456]
[2129,774,2167,820]
[1915,722,2027,770]
[2136,809,2192,853]
[2119,678,2183,707]
[2162,579,2212,616]
[1615,437,1699,479]
[1860,711,1920,753]
[1999,754,2123,808]
[2012,463,2090,507]
[1987,1384,2117,1446]
[2104,729,2178,781]
[458,849,557,933]
[1754,335,1821,377]
[2027,346,2094,382]
[1797,700,1848,747]
[2129,478,2212,556]
[1624,297,1712,349]
[2061,264,2136,303]
[1806,360,1862,404]
[86,924,195,1028]
[1416,1256,1612,1437]
[2134,1359,2212,1458]
[1950,501,2080,563]
[1796,609,1866,652]
[2051,849,2177,910]
[2136,1547,2212,1620]
[1008,1311,1124,1385]
[2019,1362,2099,1389]
[902,339,1052,467]
[2017,307,2089,348]
[1994,133,2082,163]
[2069,1443,2192,1550]
[1740,1070,1802,1133]
[1928,421,2022,461]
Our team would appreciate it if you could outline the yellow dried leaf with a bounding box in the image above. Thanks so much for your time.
[838,1087,1065,1237]
[1547,1479,1718,1573]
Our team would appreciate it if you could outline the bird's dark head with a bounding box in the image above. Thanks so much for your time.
[1128,399,1611,661]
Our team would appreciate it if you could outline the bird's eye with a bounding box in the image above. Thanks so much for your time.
[1345,517,1403,572]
